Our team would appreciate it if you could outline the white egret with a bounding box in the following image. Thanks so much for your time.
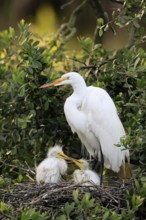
[40,72,130,183]
[36,145,70,184]
[72,158,100,186]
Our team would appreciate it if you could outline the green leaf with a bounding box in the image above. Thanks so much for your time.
[21,208,47,220]
[64,202,75,217]
[82,192,90,203]
[21,122,27,129]
[33,41,40,47]
[79,37,92,53]
[97,18,104,25]
[32,61,42,69]
[102,210,110,220]
[27,67,33,74]
[73,189,79,204]
[99,29,103,37]
[134,57,140,69]
[55,214,67,220]
[133,20,140,28]
[104,24,109,32]
[0,202,10,212]
[18,118,25,123]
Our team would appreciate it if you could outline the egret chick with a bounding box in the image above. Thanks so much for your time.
[72,159,100,186]
[36,145,70,184]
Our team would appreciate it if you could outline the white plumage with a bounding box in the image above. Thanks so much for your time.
[36,145,68,184]
[40,72,130,177]
[73,159,100,186]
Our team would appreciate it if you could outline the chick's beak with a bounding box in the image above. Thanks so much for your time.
[58,152,71,160]
[40,78,63,88]
[71,158,82,168]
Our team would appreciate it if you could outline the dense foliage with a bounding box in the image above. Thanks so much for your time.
[0,22,146,179]
[0,0,146,218]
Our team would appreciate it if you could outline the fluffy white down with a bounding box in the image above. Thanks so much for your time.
[47,145,63,157]
[63,72,130,172]
[73,169,100,186]
[36,155,68,184]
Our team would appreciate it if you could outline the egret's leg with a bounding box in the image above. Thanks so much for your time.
[93,147,104,185]
[92,149,104,186]
[99,150,104,186]
[81,144,89,159]
[92,157,99,170]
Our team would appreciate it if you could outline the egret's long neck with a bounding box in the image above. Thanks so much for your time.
[72,79,87,96]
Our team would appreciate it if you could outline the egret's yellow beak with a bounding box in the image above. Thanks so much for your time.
[71,158,83,168]
[40,78,63,88]
[57,152,71,160]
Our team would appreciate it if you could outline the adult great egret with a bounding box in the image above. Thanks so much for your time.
[36,145,69,184]
[40,72,130,182]
[72,158,100,186]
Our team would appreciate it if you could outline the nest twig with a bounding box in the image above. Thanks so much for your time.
[0,177,133,215]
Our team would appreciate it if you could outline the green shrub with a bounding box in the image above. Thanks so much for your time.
[0,20,76,180]
[0,17,146,180]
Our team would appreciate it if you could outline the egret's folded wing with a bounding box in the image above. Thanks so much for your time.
[83,87,129,172]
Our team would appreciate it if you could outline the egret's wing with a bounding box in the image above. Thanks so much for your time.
[83,87,129,172]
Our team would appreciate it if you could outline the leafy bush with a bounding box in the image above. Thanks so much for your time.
[0,12,146,180]
[56,185,146,220]
[20,208,48,220]
[0,20,77,180]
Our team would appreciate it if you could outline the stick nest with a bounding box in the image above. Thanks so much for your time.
[0,177,133,214]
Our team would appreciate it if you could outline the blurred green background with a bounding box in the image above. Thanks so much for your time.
[1,0,145,51]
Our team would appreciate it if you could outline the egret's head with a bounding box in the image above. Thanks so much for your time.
[72,159,89,170]
[40,72,84,88]
[47,145,70,160]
